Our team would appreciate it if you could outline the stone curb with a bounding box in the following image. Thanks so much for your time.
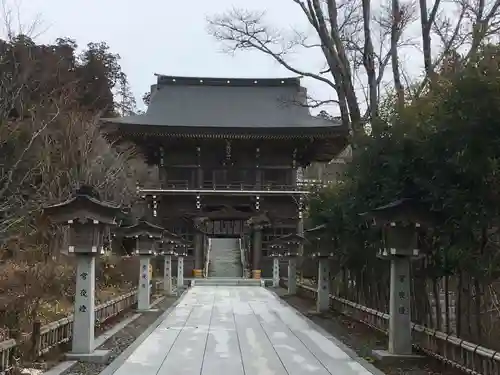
[97,289,189,375]
[43,294,168,375]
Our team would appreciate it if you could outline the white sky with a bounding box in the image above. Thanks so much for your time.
[16,0,425,114]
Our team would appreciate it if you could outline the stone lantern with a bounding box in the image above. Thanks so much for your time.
[121,219,165,312]
[159,231,183,296]
[173,241,189,290]
[43,185,120,362]
[269,233,304,295]
[306,224,335,313]
[268,243,285,288]
[361,198,435,361]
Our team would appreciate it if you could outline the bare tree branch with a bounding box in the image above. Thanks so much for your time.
[208,0,417,137]
[0,106,59,200]
[391,0,405,112]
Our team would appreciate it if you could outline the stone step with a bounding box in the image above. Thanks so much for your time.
[208,238,242,278]
[193,278,263,287]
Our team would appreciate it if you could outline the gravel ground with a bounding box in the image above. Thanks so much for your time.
[275,288,465,375]
[57,294,179,375]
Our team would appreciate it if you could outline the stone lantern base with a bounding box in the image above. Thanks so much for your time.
[66,350,111,363]
[371,350,424,364]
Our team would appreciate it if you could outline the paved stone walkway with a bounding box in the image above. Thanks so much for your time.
[102,286,383,375]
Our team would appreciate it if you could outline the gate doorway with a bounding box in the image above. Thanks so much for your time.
[204,219,245,238]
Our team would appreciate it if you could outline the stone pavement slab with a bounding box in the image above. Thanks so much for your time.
[100,286,384,375]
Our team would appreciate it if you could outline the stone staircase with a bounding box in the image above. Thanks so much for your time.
[208,238,243,278]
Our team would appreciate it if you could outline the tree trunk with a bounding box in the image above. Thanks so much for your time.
[391,0,405,112]
[361,0,378,130]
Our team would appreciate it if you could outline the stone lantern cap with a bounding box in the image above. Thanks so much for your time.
[359,198,437,228]
[303,224,336,259]
[121,219,169,256]
[360,198,437,258]
[43,185,121,255]
[171,239,190,257]
[159,230,185,256]
[268,233,306,258]
[121,219,165,239]
[43,185,121,225]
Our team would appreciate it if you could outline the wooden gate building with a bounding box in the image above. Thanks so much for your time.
[101,74,347,278]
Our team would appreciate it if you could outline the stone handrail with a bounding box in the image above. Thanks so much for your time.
[238,238,246,273]
[281,277,500,375]
[204,238,211,278]
[0,281,162,373]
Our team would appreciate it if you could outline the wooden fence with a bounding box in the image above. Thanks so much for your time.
[281,278,500,375]
[0,281,162,373]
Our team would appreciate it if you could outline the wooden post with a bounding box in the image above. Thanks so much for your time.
[31,320,41,360]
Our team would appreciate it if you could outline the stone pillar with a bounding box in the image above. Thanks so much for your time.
[252,227,262,279]
[193,232,203,278]
[137,255,152,311]
[317,258,330,312]
[288,257,297,295]
[388,256,412,355]
[272,257,280,287]
[163,255,172,295]
[177,256,184,289]
[72,255,96,355]
[297,202,305,282]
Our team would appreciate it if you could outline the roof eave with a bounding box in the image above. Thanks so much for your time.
[99,119,347,136]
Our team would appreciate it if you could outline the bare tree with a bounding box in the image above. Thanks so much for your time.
[208,1,416,137]
[209,0,500,135]
[0,35,148,253]
[415,0,500,96]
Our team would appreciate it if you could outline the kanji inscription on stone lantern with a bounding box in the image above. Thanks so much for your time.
[173,242,189,290]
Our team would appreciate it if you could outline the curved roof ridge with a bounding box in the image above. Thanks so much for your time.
[154,74,303,87]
